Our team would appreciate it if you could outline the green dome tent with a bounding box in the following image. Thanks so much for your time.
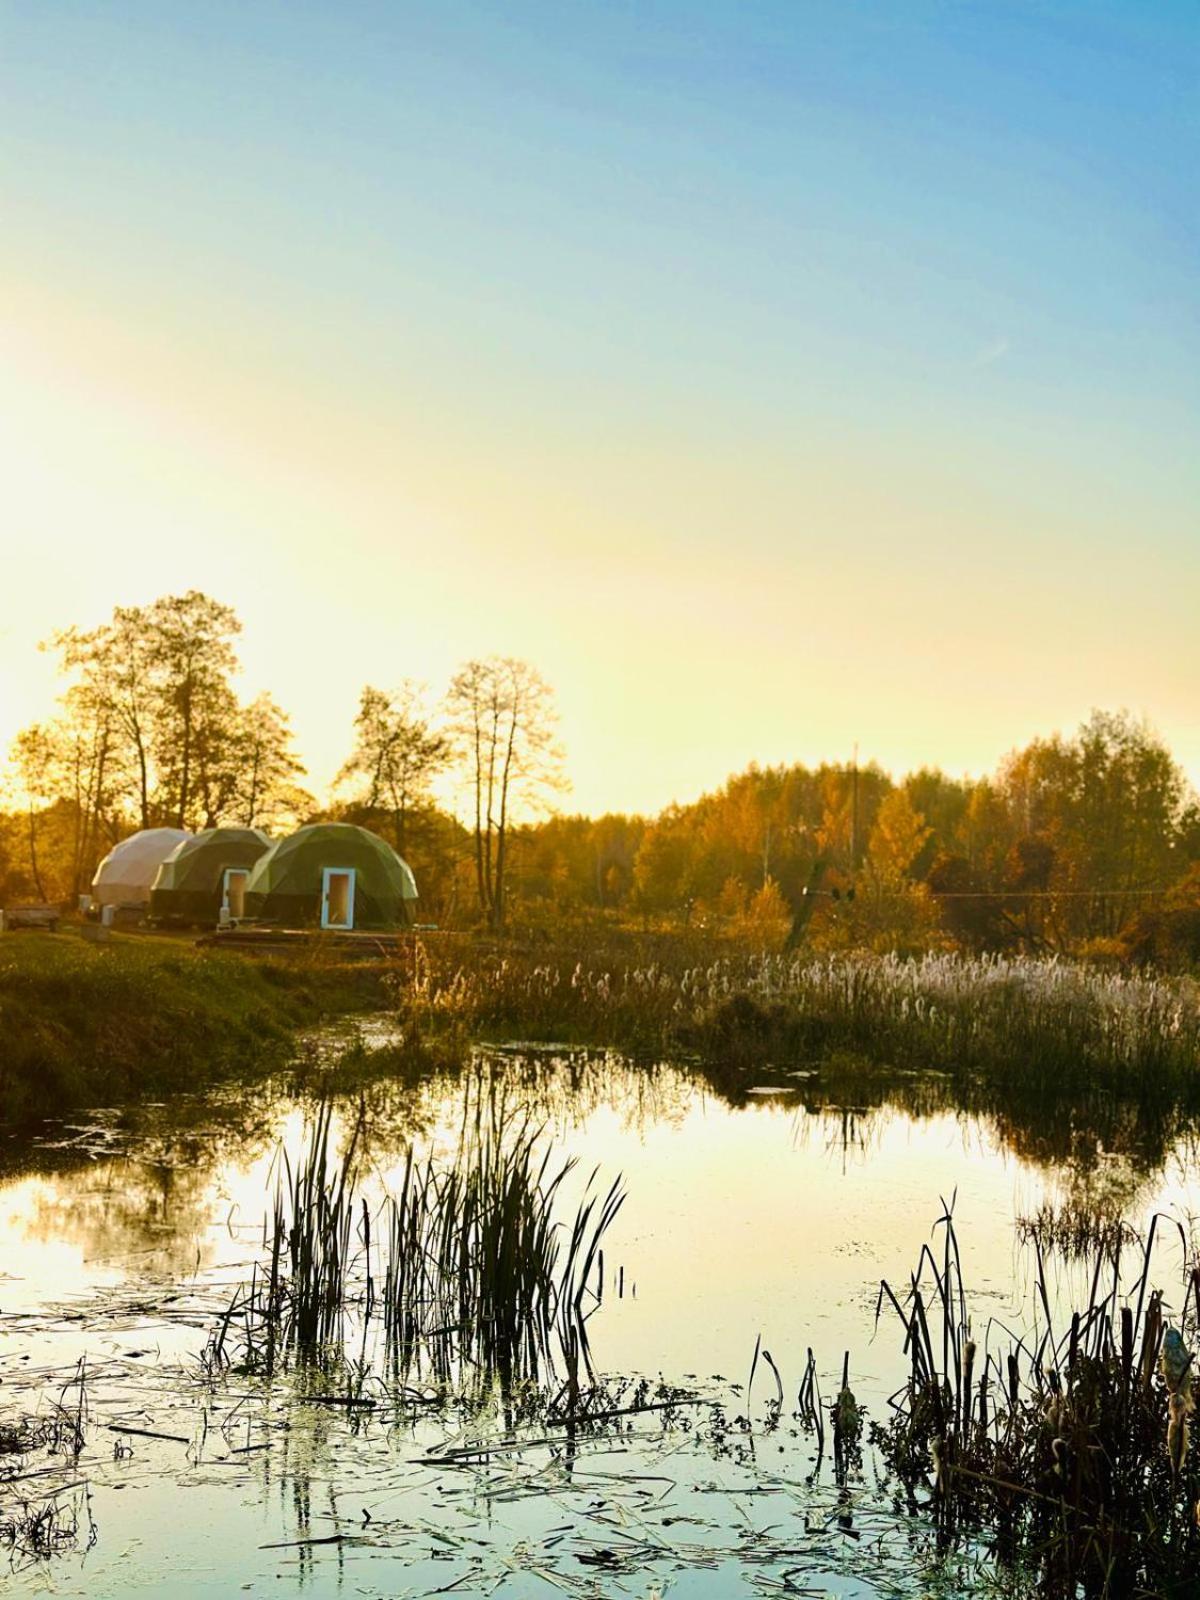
[149,827,272,925]
[243,823,418,931]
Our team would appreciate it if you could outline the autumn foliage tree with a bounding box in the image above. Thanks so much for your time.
[4,595,1197,964]
[4,593,309,899]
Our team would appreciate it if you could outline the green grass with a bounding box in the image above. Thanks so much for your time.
[0,932,389,1125]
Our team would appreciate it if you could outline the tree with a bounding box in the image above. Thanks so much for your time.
[867,789,931,881]
[41,660,127,893]
[810,789,940,954]
[51,592,244,831]
[7,725,58,897]
[336,683,449,853]
[736,876,791,948]
[190,675,244,828]
[632,812,694,918]
[927,852,1007,951]
[1073,709,1185,934]
[997,710,1189,943]
[234,695,311,830]
[144,591,242,829]
[445,658,564,931]
[55,614,154,829]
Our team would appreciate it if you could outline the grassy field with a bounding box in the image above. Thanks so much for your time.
[0,930,389,1124]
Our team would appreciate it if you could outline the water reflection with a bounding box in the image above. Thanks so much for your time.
[2,1035,1193,1386]
[2,1037,1194,1324]
[3,1030,1200,1596]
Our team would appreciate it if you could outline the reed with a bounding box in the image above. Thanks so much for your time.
[219,1094,624,1408]
[0,1492,88,1565]
[379,1106,623,1403]
[875,1205,1200,1595]
[209,1100,361,1373]
[0,1360,91,1568]
[385,942,1200,1112]
[1016,1198,1140,1261]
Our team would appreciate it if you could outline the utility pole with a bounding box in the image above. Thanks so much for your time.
[851,743,860,870]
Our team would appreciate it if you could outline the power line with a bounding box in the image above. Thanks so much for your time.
[807,885,1171,901]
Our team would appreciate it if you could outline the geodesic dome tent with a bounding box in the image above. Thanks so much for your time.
[91,828,193,910]
[242,823,418,931]
[149,827,273,924]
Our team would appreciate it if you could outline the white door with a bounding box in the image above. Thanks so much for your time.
[222,868,249,919]
[321,867,356,930]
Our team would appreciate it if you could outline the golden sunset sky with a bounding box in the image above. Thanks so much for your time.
[2,3,1196,814]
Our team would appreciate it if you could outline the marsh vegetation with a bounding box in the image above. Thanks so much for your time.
[212,1091,623,1411]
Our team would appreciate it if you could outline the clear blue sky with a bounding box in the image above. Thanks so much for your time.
[2,2,1197,811]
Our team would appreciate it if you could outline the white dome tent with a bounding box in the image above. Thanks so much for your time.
[91,828,193,910]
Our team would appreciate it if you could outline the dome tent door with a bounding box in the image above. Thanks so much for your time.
[321,867,356,930]
[222,868,250,919]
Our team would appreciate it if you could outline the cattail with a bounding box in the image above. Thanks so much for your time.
[1169,1390,1192,1477]
[1161,1327,1193,1403]
[834,1385,860,1443]
[962,1339,976,1437]
[1042,1390,1065,1435]
[930,1435,946,1497]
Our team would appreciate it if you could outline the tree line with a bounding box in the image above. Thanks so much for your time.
[3,592,1198,962]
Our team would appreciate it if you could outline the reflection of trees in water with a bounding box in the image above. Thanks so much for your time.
[6,1034,1197,1278]
[465,1048,700,1138]
[789,1101,885,1169]
[311,1046,704,1170]
[305,1039,1199,1241]
[19,1157,215,1274]
[708,1052,1200,1188]
[4,1084,285,1273]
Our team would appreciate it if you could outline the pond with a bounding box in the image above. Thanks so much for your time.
[1,1026,1197,1596]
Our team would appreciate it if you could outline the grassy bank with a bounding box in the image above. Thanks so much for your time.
[0,932,389,1125]
[5,928,1200,1132]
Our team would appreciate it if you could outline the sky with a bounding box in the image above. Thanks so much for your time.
[1,1,1197,817]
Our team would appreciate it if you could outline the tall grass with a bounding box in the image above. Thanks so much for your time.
[875,1206,1200,1595]
[387,942,1200,1108]
[217,1094,624,1409]
[6,931,1195,1125]
[210,1100,369,1377]
[381,1108,622,1400]
[276,1100,360,1358]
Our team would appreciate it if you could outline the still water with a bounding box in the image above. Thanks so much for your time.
[1,1030,1195,1596]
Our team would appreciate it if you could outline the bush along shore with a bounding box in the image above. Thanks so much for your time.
[0,933,390,1125]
